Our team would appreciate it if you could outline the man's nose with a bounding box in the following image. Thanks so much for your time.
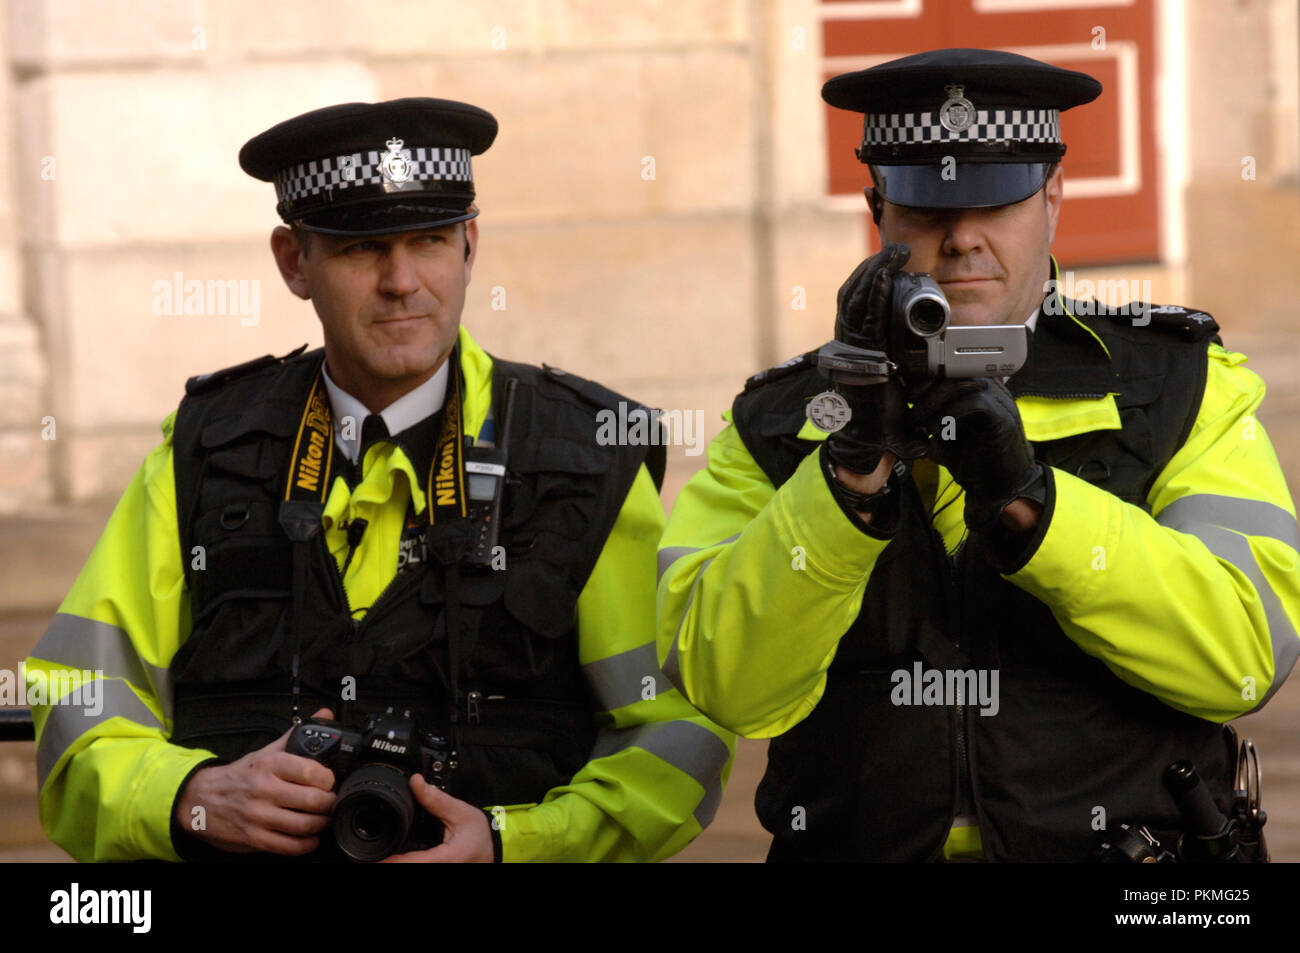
[377,245,421,297]
[940,209,986,256]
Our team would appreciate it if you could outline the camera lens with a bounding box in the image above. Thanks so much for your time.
[352,803,397,843]
[333,763,415,862]
[893,273,950,338]
[906,297,948,337]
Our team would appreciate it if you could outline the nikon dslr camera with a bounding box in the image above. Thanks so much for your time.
[286,709,452,862]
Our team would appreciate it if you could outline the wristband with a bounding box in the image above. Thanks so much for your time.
[820,443,904,537]
[825,456,893,511]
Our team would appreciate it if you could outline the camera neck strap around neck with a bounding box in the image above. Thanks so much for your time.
[279,351,471,731]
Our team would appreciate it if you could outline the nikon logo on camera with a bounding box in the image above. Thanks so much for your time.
[370,738,407,755]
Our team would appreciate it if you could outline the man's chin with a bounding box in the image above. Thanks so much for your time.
[368,357,444,384]
[947,304,1009,328]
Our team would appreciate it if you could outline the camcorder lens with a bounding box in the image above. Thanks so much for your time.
[893,273,950,338]
[908,298,948,336]
[333,763,416,862]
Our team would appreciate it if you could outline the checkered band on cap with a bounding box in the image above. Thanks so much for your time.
[864,108,1061,146]
[273,146,473,204]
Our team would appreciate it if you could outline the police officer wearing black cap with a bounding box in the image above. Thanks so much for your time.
[28,97,734,863]
[657,49,1300,860]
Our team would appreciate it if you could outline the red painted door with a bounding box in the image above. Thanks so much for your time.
[821,0,1160,266]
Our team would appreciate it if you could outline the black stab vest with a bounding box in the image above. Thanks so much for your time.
[167,346,660,813]
[731,302,1238,861]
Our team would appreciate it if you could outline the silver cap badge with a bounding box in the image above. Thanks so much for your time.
[939,84,975,133]
[380,137,414,188]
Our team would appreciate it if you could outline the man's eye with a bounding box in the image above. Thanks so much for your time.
[344,241,383,254]
[902,206,941,222]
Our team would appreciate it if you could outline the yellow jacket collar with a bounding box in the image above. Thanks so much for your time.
[458,323,495,445]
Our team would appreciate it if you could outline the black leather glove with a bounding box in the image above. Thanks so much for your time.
[908,376,1047,533]
[824,242,928,474]
[834,242,908,350]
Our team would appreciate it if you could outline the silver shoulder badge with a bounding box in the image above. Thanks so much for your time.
[807,391,852,434]
[939,84,975,133]
[380,137,414,189]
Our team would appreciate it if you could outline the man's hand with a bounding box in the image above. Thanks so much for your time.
[826,243,928,474]
[379,775,494,863]
[176,707,337,855]
[834,241,909,347]
[909,377,1046,534]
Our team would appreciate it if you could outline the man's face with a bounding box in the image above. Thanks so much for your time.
[877,165,1063,327]
[272,220,476,408]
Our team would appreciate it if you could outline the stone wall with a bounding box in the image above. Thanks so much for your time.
[6,1,1294,510]
[2,0,766,508]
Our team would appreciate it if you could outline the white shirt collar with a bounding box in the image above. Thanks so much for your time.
[320,358,451,464]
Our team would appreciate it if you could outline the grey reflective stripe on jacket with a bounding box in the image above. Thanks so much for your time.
[1156,494,1300,707]
[583,642,664,712]
[591,720,730,827]
[29,613,173,786]
[36,680,167,787]
[30,613,172,718]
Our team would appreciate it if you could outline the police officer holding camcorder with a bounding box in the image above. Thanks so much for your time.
[657,48,1299,861]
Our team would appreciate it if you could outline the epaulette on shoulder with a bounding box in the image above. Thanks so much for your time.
[742,351,817,393]
[1090,300,1221,344]
[536,363,666,492]
[538,363,631,412]
[184,344,310,396]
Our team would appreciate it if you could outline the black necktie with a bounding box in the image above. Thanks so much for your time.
[360,413,390,457]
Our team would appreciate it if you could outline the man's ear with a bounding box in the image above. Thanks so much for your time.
[865,186,885,226]
[463,219,478,283]
[1043,164,1064,245]
[270,226,311,300]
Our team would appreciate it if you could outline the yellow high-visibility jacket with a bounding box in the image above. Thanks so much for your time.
[28,325,734,862]
[657,307,1299,858]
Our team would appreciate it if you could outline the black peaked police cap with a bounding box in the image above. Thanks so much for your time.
[240,97,499,236]
[822,48,1102,209]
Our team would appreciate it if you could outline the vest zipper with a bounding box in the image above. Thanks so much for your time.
[937,525,977,851]
[1012,390,1107,400]
[319,531,358,633]
[465,694,586,712]
[357,564,422,635]
[467,690,481,724]
[950,544,971,800]
[323,526,426,641]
